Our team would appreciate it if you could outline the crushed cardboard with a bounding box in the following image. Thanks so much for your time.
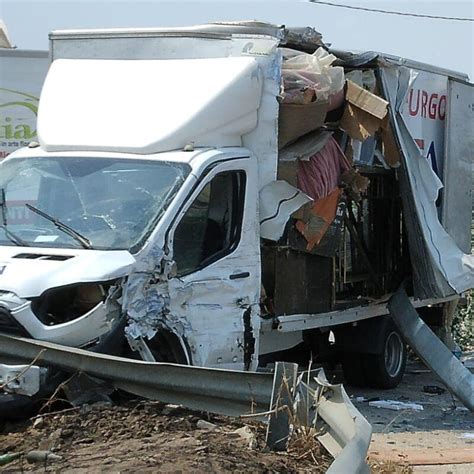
[340,80,389,142]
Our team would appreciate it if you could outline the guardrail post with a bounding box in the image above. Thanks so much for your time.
[265,361,298,451]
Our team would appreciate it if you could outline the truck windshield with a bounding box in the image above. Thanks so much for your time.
[0,156,190,251]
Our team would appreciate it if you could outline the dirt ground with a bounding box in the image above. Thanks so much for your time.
[0,357,472,473]
[0,400,336,473]
[345,358,474,472]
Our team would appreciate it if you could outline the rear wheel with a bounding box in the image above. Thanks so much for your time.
[363,325,406,389]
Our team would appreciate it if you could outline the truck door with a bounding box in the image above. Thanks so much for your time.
[167,157,261,371]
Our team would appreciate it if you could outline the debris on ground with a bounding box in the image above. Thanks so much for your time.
[0,400,410,472]
[0,400,334,472]
[368,400,424,411]
[422,385,445,395]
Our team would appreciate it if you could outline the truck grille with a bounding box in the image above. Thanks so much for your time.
[0,307,29,337]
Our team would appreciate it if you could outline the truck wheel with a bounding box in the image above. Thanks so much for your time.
[341,353,367,387]
[363,325,406,389]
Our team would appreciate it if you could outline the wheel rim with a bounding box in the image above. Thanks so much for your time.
[384,331,403,377]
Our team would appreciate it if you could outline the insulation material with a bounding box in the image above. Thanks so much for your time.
[340,80,389,142]
[295,188,342,251]
[259,180,312,241]
[296,137,350,201]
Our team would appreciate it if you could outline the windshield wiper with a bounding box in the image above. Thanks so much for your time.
[25,203,93,250]
[0,225,30,247]
[0,188,30,247]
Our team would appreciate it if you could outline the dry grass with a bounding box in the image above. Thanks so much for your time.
[288,425,332,469]
[369,458,413,473]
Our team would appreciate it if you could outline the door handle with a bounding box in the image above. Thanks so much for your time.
[229,272,250,280]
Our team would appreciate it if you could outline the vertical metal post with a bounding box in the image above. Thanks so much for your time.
[265,361,298,451]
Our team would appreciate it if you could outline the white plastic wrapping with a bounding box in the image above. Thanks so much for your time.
[281,48,345,104]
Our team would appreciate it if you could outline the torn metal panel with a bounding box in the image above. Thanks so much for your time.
[388,286,474,411]
[266,362,298,451]
[294,369,372,474]
[123,245,174,341]
[0,363,42,396]
[284,26,325,51]
[259,180,312,241]
[380,66,474,294]
[330,49,380,68]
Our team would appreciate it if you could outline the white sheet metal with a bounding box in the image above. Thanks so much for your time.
[381,66,474,294]
[38,57,262,154]
[259,180,312,241]
[0,20,13,48]
[239,38,282,189]
[442,79,473,254]
[47,29,281,190]
[0,247,135,297]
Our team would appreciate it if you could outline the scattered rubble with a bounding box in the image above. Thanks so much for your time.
[0,400,412,473]
[0,401,334,472]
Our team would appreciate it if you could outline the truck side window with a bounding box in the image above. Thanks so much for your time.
[173,171,246,276]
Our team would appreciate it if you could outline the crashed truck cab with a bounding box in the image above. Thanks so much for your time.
[1,23,473,406]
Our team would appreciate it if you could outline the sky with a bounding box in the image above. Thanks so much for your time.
[0,0,473,80]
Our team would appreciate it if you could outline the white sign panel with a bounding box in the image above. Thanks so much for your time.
[0,51,49,160]
[400,71,448,181]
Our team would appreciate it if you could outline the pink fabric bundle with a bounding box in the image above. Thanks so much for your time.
[297,137,350,201]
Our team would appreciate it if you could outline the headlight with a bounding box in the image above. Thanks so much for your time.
[30,283,110,326]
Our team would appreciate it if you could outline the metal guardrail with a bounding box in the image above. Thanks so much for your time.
[0,333,372,472]
[389,287,474,411]
[0,334,273,416]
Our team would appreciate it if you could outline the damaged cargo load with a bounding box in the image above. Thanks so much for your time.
[0,22,472,412]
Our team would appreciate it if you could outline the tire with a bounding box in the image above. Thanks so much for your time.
[362,324,407,389]
[341,353,367,387]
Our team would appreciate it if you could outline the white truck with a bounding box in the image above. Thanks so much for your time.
[0,48,49,160]
[0,23,472,411]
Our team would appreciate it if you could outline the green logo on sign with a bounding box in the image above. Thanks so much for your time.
[0,88,39,140]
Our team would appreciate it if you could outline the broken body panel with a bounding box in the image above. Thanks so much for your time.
[0,23,472,404]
